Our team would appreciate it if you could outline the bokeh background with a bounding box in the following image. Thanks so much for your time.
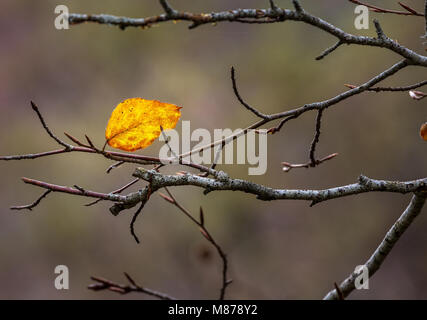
[0,0,426,299]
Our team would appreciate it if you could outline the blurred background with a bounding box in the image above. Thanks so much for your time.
[0,0,426,299]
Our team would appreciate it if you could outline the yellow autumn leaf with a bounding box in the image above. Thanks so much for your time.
[421,122,427,141]
[105,98,181,151]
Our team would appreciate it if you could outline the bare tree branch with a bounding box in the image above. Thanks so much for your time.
[134,169,427,204]
[68,6,427,66]
[324,192,427,300]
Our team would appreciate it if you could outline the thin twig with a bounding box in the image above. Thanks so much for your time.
[161,187,231,300]
[344,80,427,92]
[292,0,303,13]
[316,40,343,60]
[374,19,386,39]
[159,0,177,17]
[282,153,339,173]
[269,0,279,12]
[309,109,324,166]
[409,90,427,100]
[348,0,424,16]
[160,125,179,160]
[106,161,125,174]
[10,190,52,211]
[88,273,176,300]
[267,114,299,134]
[30,101,72,150]
[21,177,127,202]
[130,186,152,244]
[85,178,140,207]
[231,66,268,119]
